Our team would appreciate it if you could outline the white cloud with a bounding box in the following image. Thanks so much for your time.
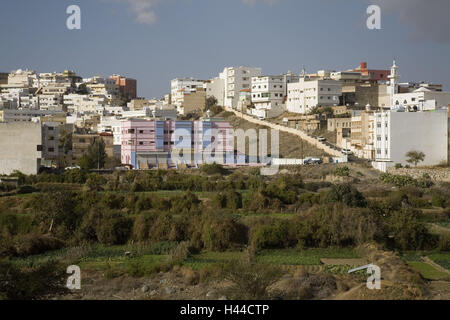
[103,0,281,25]
[102,0,161,25]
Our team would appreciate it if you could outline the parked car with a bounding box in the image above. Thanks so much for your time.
[317,136,326,142]
[64,165,81,171]
[114,166,131,171]
[304,157,323,165]
[341,149,353,155]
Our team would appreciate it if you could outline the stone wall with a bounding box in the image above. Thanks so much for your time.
[387,167,450,182]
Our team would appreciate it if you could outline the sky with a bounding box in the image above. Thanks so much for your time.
[0,0,449,98]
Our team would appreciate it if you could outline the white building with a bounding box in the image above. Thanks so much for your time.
[204,77,225,106]
[393,87,450,111]
[0,122,43,175]
[372,108,448,172]
[170,78,206,108]
[250,75,286,119]
[4,69,37,89]
[219,66,262,109]
[287,78,342,114]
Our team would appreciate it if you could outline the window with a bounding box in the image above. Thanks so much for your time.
[48,148,54,152]
[128,129,135,134]
[139,141,144,145]
[139,130,144,134]
[37,145,42,151]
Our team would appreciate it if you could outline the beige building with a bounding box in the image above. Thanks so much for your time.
[179,88,206,115]
[128,98,151,111]
[342,83,389,108]
[350,111,375,159]
[0,122,42,175]
[72,132,114,161]
[327,117,352,132]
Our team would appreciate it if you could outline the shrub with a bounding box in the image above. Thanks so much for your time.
[432,194,446,208]
[334,166,350,177]
[0,259,68,300]
[385,209,436,251]
[200,163,227,175]
[250,219,295,250]
[222,257,283,300]
[326,184,366,208]
[95,212,133,245]
[295,204,378,248]
[202,215,247,251]
[12,233,64,256]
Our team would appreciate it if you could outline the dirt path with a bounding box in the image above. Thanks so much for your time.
[422,256,450,276]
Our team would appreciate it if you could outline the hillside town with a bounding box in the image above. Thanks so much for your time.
[0,60,449,175]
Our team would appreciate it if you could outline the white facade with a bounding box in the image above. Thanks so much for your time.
[393,87,450,111]
[204,77,225,106]
[63,94,107,113]
[250,75,286,119]
[287,78,342,114]
[372,109,448,172]
[0,122,42,175]
[170,78,205,107]
[220,66,262,109]
[98,116,123,147]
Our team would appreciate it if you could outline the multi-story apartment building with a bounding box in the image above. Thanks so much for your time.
[72,132,115,161]
[250,75,286,119]
[350,110,375,159]
[327,117,352,132]
[204,77,225,107]
[5,69,37,88]
[0,109,63,122]
[121,119,234,169]
[287,78,342,114]
[171,78,206,108]
[393,87,450,111]
[372,108,448,172]
[178,88,206,115]
[110,75,137,100]
[38,70,81,88]
[0,122,43,175]
[220,66,262,109]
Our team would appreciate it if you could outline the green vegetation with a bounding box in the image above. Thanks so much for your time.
[407,262,448,280]
[406,150,426,167]
[0,165,448,299]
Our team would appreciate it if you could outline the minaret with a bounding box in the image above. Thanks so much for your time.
[388,59,400,108]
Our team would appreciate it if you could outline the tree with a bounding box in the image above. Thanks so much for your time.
[77,139,107,170]
[222,256,283,299]
[206,96,218,110]
[406,151,425,167]
[58,128,72,155]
